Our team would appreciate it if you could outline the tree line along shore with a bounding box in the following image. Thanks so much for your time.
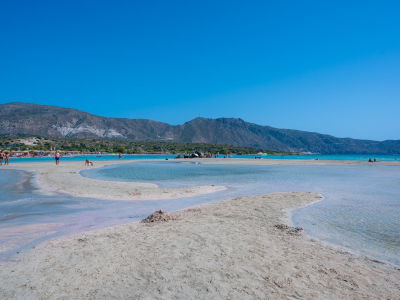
[0,136,299,155]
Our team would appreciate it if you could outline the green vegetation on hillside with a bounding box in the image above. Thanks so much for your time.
[0,136,296,155]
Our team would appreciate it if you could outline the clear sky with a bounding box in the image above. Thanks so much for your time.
[1,1,399,141]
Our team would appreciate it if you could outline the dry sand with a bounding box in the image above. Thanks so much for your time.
[3,160,226,200]
[1,192,399,299]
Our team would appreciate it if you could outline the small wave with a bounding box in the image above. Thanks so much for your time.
[0,198,32,205]
[0,169,31,191]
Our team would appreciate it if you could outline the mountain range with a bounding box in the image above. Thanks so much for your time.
[1,102,399,154]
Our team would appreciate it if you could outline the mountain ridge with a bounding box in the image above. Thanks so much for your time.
[1,102,399,154]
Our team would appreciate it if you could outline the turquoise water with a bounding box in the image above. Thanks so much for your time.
[234,154,400,161]
[1,162,399,265]
[7,153,400,163]
[8,154,177,163]
[81,161,400,264]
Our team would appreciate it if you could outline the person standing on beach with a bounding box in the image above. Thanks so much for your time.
[55,151,60,165]
[5,152,10,165]
[119,153,122,160]
[0,150,3,166]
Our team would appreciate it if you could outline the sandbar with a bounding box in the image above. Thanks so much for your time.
[1,192,399,299]
[2,160,226,200]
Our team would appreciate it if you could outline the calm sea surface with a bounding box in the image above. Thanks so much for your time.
[7,153,400,163]
[1,161,399,265]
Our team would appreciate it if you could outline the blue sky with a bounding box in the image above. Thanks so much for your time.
[1,1,399,141]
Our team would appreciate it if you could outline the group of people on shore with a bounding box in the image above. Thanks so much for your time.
[53,150,95,166]
[213,152,232,158]
[0,150,10,166]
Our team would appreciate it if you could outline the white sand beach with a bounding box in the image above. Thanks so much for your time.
[2,0,399,298]
[1,159,400,299]
[3,160,226,200]
[1,192,399,299]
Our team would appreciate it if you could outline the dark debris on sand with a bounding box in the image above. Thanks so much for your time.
[141,210,178,224]
[275,224,303,235]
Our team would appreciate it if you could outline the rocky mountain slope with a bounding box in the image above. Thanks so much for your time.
[1,102,399,154]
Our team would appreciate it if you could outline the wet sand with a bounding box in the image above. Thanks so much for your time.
[1,192,399,299]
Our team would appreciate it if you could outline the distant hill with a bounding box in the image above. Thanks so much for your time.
[1,102,399,154]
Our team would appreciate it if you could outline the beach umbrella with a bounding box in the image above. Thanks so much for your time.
[262,153,268,156]
[257,152,263,155]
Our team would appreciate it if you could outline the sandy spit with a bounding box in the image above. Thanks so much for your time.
[1,192,399,299]
[3,160,226,200]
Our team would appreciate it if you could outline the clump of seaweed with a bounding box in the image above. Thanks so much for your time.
[274,224,303,235]
[141,210,178,224]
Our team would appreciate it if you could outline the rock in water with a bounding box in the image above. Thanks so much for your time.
[141,210,177,223]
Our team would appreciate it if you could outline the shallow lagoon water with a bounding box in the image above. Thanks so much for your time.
[81,161,400,264]
[0,168,230,261]
[1,162,399,265]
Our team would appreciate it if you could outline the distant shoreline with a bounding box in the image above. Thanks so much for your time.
[180,157,400,166]
[6,153,400,163]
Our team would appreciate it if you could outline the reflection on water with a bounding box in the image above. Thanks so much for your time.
[1,162,400,265]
